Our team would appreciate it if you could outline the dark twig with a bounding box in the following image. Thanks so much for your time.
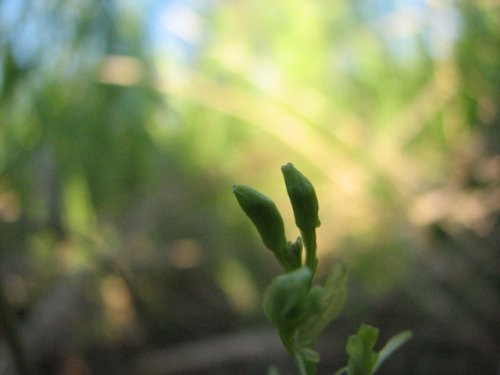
[0,271,31,375]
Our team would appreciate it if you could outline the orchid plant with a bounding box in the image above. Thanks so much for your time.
[233,163,411,375]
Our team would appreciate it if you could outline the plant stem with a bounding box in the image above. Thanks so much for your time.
[294,352,309,375]
[300,230,317,273]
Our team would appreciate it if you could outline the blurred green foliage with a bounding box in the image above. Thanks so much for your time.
[0,0,498,374]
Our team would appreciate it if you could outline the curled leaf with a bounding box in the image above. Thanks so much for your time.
[263,266,313,346]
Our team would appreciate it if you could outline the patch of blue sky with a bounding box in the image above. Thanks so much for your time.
[1,0,87,70]
[0,0,41,67]
[147,0,211,64]
[358,0,462,61]
[0,0,23,35]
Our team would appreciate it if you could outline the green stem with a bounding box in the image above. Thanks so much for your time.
[300,229,317,273]
[294,352,309,375]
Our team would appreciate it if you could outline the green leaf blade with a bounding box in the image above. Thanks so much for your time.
[297,263,348,346]
[346,324,379,375]
[263,266,313,344]
[372,330,412,373]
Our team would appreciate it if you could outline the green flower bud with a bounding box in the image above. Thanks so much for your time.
[233,185,287,257]
[281,163,320,231]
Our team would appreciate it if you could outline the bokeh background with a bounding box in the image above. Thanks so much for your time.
[0,1,499,374]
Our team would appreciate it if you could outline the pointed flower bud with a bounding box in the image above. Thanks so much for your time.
[281,163,320,231]
[233,185,287,257]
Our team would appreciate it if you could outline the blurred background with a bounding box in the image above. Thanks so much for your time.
[0,0,499,374]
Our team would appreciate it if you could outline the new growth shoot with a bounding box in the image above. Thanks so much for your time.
[233,163,411,375]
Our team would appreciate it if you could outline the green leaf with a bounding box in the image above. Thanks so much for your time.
[372,331,412,373]
[297,263,348,345]
[346,335,365,375]
[263,266,313,345]
[346,324,379,375]
[343,325,412,375]
[357,324,379,353]
[299,347,320,364]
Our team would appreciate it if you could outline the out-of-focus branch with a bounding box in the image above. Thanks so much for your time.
[0,271,31,375]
